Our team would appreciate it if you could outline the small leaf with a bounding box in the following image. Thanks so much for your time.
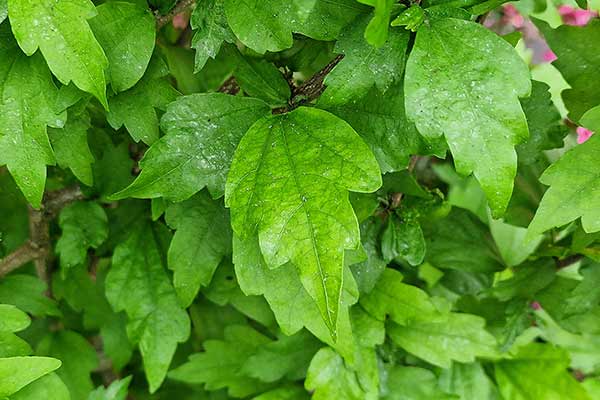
[226,107,381,335]
[382,366,458,400]
[165,191,232,307]
[0,356,61,397]
[388,312,498,367]
[495,343,591,400]
[304,348,365,400]
[107,53,179,144]
[191,0,236,71]
[37,330,98,400]
[358,0,396,47]
[56,201,108,273]
[318,14,409,108]
[87,376,131,400]
[8,0,109,107]
[0,304,30,333]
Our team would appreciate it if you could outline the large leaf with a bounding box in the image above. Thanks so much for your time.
[0,31,65,207]
[225,107,381,335]
[8,0,109,107]
[165,191,232,307]
[223,0,364,53]
[405,18,531,216]
[105,218,190,393]
[89,1,156,92]
[112,93,270,201]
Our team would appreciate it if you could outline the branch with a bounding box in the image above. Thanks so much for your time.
[156,0,196,29]
[0,241,41,277]
[0,186,84,279]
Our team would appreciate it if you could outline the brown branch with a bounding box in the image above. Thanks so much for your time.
[156,0,196,29]
[0,241,42,277]
[0,186,84,280]
[292,54,344,104]
[218,76,241,95]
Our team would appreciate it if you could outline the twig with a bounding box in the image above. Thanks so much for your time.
[0,241,41,277]
[0,186,84,280]
[155,0,196,29]
[218,76,241,95]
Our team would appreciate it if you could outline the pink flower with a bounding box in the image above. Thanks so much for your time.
[558,5,598,26]
[503,4,524,28]
[577,127,594,144]
[172,13,189,30]
[543,49,557,62]
[531,301,542,311]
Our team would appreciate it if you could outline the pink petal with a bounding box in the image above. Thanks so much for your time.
[173,13,189,29]
[543,49,557,62]
[558,5,598,26]
[577,127,594,144]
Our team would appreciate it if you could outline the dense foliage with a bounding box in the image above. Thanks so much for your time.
[0,0,599,398]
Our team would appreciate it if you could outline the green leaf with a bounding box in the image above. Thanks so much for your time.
[535,19,600,121]
[241,330,321,383]
[0,34,65,207]
[165,191,231,307]
[0,304,30,333]
[105,219,190,393]
[358,0,396,47]
[349,218,386,294]
[111,93,270,201]
[228,48,291,107]
[388,312,498,367]
[0,0,6,23]
[323,81,446,173]
[169,325,272,398]
[304,347,365,400]
[252,386,310,400]
[48,107,95,186]
[517,81,568,165]
[405,18,531,216]
[37,330,98,400]
[89,1,156,92]
[318,14,408,108]
[9,373,70,400]
[107,53,179,144]
[382,366,458,400]
[381,211,425,266]
[233,233,360,363]
[223,0,364,53]
[0,356,61,397]
[0,275,60,317]
[87,376,131,400]
[191,0,236,71]
[528,132,600,237]
[360,269,440,325]
[438,362,498,400]
[422,208,505,274]
[8,0,109,107]
[56,201,108,272]
[225,106,381,335]
[203,261,276,327]
[495,343,591,400]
